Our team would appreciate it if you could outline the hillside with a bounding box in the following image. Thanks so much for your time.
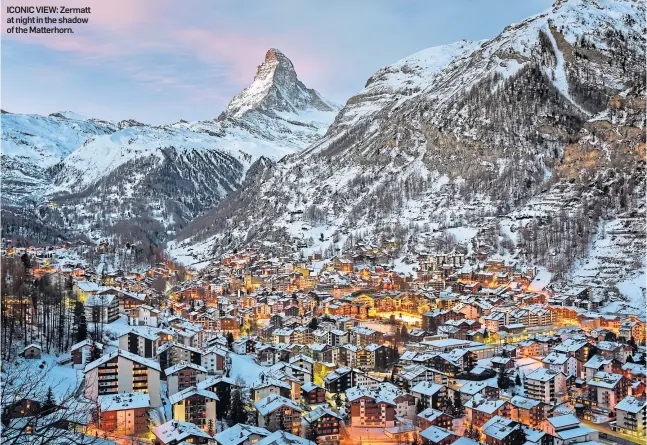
[171,0,646,300]
[1,49,338,246]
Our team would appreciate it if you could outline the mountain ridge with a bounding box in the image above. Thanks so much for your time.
[1,48,339,245]
[169,0,645,304]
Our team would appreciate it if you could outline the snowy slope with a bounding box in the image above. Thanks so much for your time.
[172,0,646,305]
[3,48,339,244]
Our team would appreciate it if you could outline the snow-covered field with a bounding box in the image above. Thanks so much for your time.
[228,353,266,387]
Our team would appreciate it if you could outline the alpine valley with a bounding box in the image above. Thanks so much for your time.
[3,0,646,307]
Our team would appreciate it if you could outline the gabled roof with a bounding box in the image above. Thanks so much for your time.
[152,420,213,444]
[168,386,219,405]
[216,424,271,445]
[420,426,455,443]
[411,381,444,396]
[164,361,207,376]
[71,339,103,352]
[465,394,506,414]
[303,406,341,423]
[255,431,314,445]
[84,349,161,372]
[509,395,542,410]
[254,395,301,416]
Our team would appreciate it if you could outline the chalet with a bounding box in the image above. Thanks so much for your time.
[481,416,527,445]
[252,376,291,402]
[416,408,453,430]
[585,371,629,414]
[198,375,238,419]
[255,394,302,435]
[301,382,326,405]
[20,344,42,359]
[71,339,103,366]
[324,367,378,393]
[157,342,203,373]
[411,381,446,411]
[73,280,101,302]
[129,305,160,327]
[613,396,646,437]
[525,368,567,406]
[202,345,230,375]
[465,394,510,427]
[541,352,577,377]
[302,406,342,445]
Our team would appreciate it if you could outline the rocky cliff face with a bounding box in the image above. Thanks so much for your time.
[2,49,338,245]
[171,0,645,301]
[226,48,337,119]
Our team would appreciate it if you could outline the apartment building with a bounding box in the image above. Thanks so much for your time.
[169,386,218,433]
[118,329,160,359]
[255,395,303,435]
[525,368,567,405]
[614,396,646,438]
[84,349,161,407]
[97,392,150,435]
[165,361,208,396]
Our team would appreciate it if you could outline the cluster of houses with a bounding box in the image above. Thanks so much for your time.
[5,244,646,445]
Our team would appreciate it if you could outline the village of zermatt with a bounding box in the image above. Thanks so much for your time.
[1,0,645,445]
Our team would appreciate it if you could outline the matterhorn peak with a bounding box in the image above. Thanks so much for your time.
[225,48,337,119]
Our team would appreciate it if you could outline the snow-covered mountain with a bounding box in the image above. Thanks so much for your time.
[1,49,339,244]
[171,0,645,301]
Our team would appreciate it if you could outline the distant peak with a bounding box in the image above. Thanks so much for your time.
[225,48,336,118]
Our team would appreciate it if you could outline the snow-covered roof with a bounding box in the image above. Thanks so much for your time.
[255,431,315,445]
[98,392,150,412]
[70,339,103,351]
[584,355,613,369]
[75,281,101,292]
[164,361,207,376]
[482,416,519,440]
[526,368,563,382]
[417,408,448,422]
[587,371,623,389]
[420,426,455,443]
[152,420,213,444]
[168,386,219,405]
[547,414,580,429]
[254,395,301,416]
[542,352,569,365]
[84,293,117,307]
[556,426,597,440]
[509,395,542,410]
[411,381,444,396]
[303,406,341,423]
[345,382,403,405]
[465,394,506,414]
[216,424,271,445]
[84,349,161,372]
[615,396,647,414]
